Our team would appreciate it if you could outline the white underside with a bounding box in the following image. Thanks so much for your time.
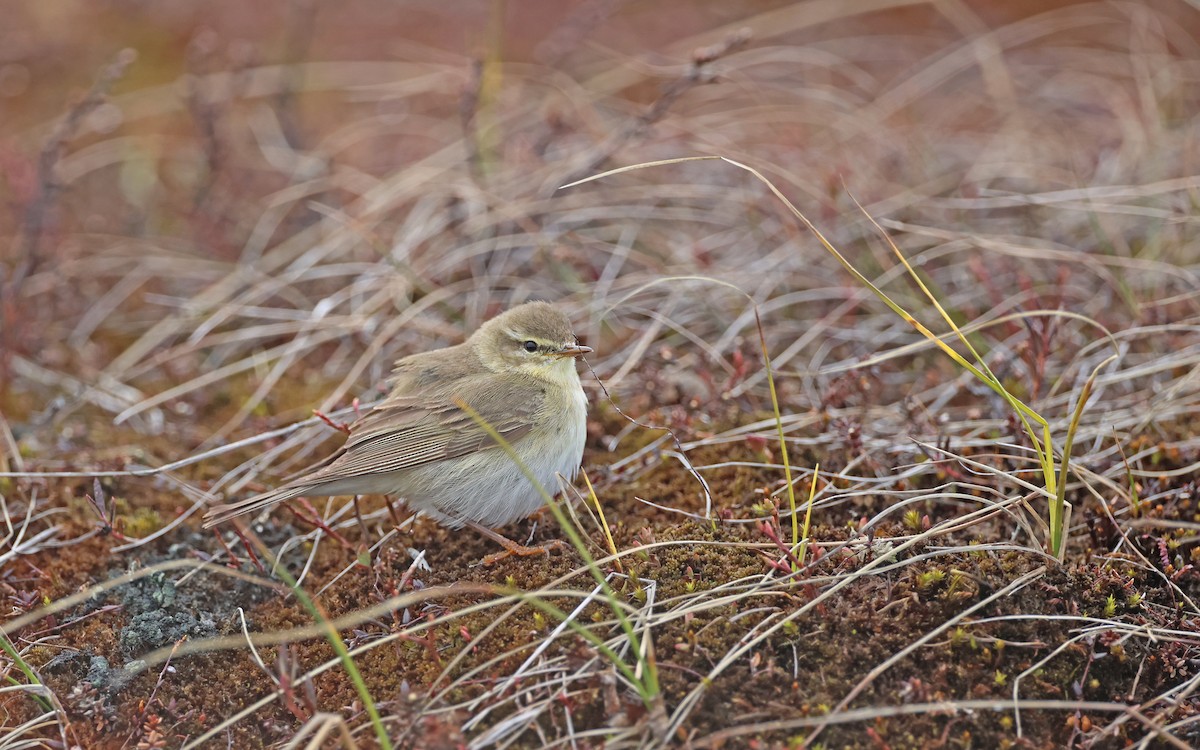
[320,384,587,528]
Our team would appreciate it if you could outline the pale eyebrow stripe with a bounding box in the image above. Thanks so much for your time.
[505,328,550,344]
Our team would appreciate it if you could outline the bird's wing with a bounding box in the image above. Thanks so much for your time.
[296,374,544,484]
[201,374,546,528]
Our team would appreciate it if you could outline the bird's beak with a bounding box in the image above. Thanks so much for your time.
[555,343,593,358]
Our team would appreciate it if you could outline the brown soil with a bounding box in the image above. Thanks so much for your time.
[4,402,1200,748]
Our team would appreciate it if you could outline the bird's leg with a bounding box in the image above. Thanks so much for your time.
[465,521,569,566]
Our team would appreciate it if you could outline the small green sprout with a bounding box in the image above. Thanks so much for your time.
[903,509,922,532]
[916,569,945,591]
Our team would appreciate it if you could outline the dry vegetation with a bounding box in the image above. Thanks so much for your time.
[2,1,1200,748]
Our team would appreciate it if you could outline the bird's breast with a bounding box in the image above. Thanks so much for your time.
[527,378,587,482]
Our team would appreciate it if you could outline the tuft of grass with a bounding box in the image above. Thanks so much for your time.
[563,156,1120,560]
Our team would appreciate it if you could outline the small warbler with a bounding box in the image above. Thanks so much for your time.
[203,301,591,561]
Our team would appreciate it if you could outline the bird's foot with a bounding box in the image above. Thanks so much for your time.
[482,538,570,566]
[466,521,569,565]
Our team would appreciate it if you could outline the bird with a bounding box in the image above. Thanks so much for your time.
[202,301,591,563]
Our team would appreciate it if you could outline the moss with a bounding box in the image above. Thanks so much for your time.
[7,408,1199,747]
[120,506,165,537]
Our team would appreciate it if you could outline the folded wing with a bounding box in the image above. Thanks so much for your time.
[202,374,544,527]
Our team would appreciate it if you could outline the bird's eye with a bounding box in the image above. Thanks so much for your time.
[522,340,539,353]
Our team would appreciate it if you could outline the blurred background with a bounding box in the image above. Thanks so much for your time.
[5,0,1198,440]
[4,0,1200,530]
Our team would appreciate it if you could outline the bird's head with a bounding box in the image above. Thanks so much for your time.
[472,301,591,382]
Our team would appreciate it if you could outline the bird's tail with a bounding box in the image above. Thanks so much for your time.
[202,485,311,528]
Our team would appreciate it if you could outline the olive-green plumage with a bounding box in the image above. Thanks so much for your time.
[203,301,590,529]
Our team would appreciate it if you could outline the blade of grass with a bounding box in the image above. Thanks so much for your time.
[795,464,820,567]
[1052,354,1118,559]
[453,398,661,709]
[582,469,622,574]
[0,631,53,711]
[752,307,799,571]
[258,547,393,750]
